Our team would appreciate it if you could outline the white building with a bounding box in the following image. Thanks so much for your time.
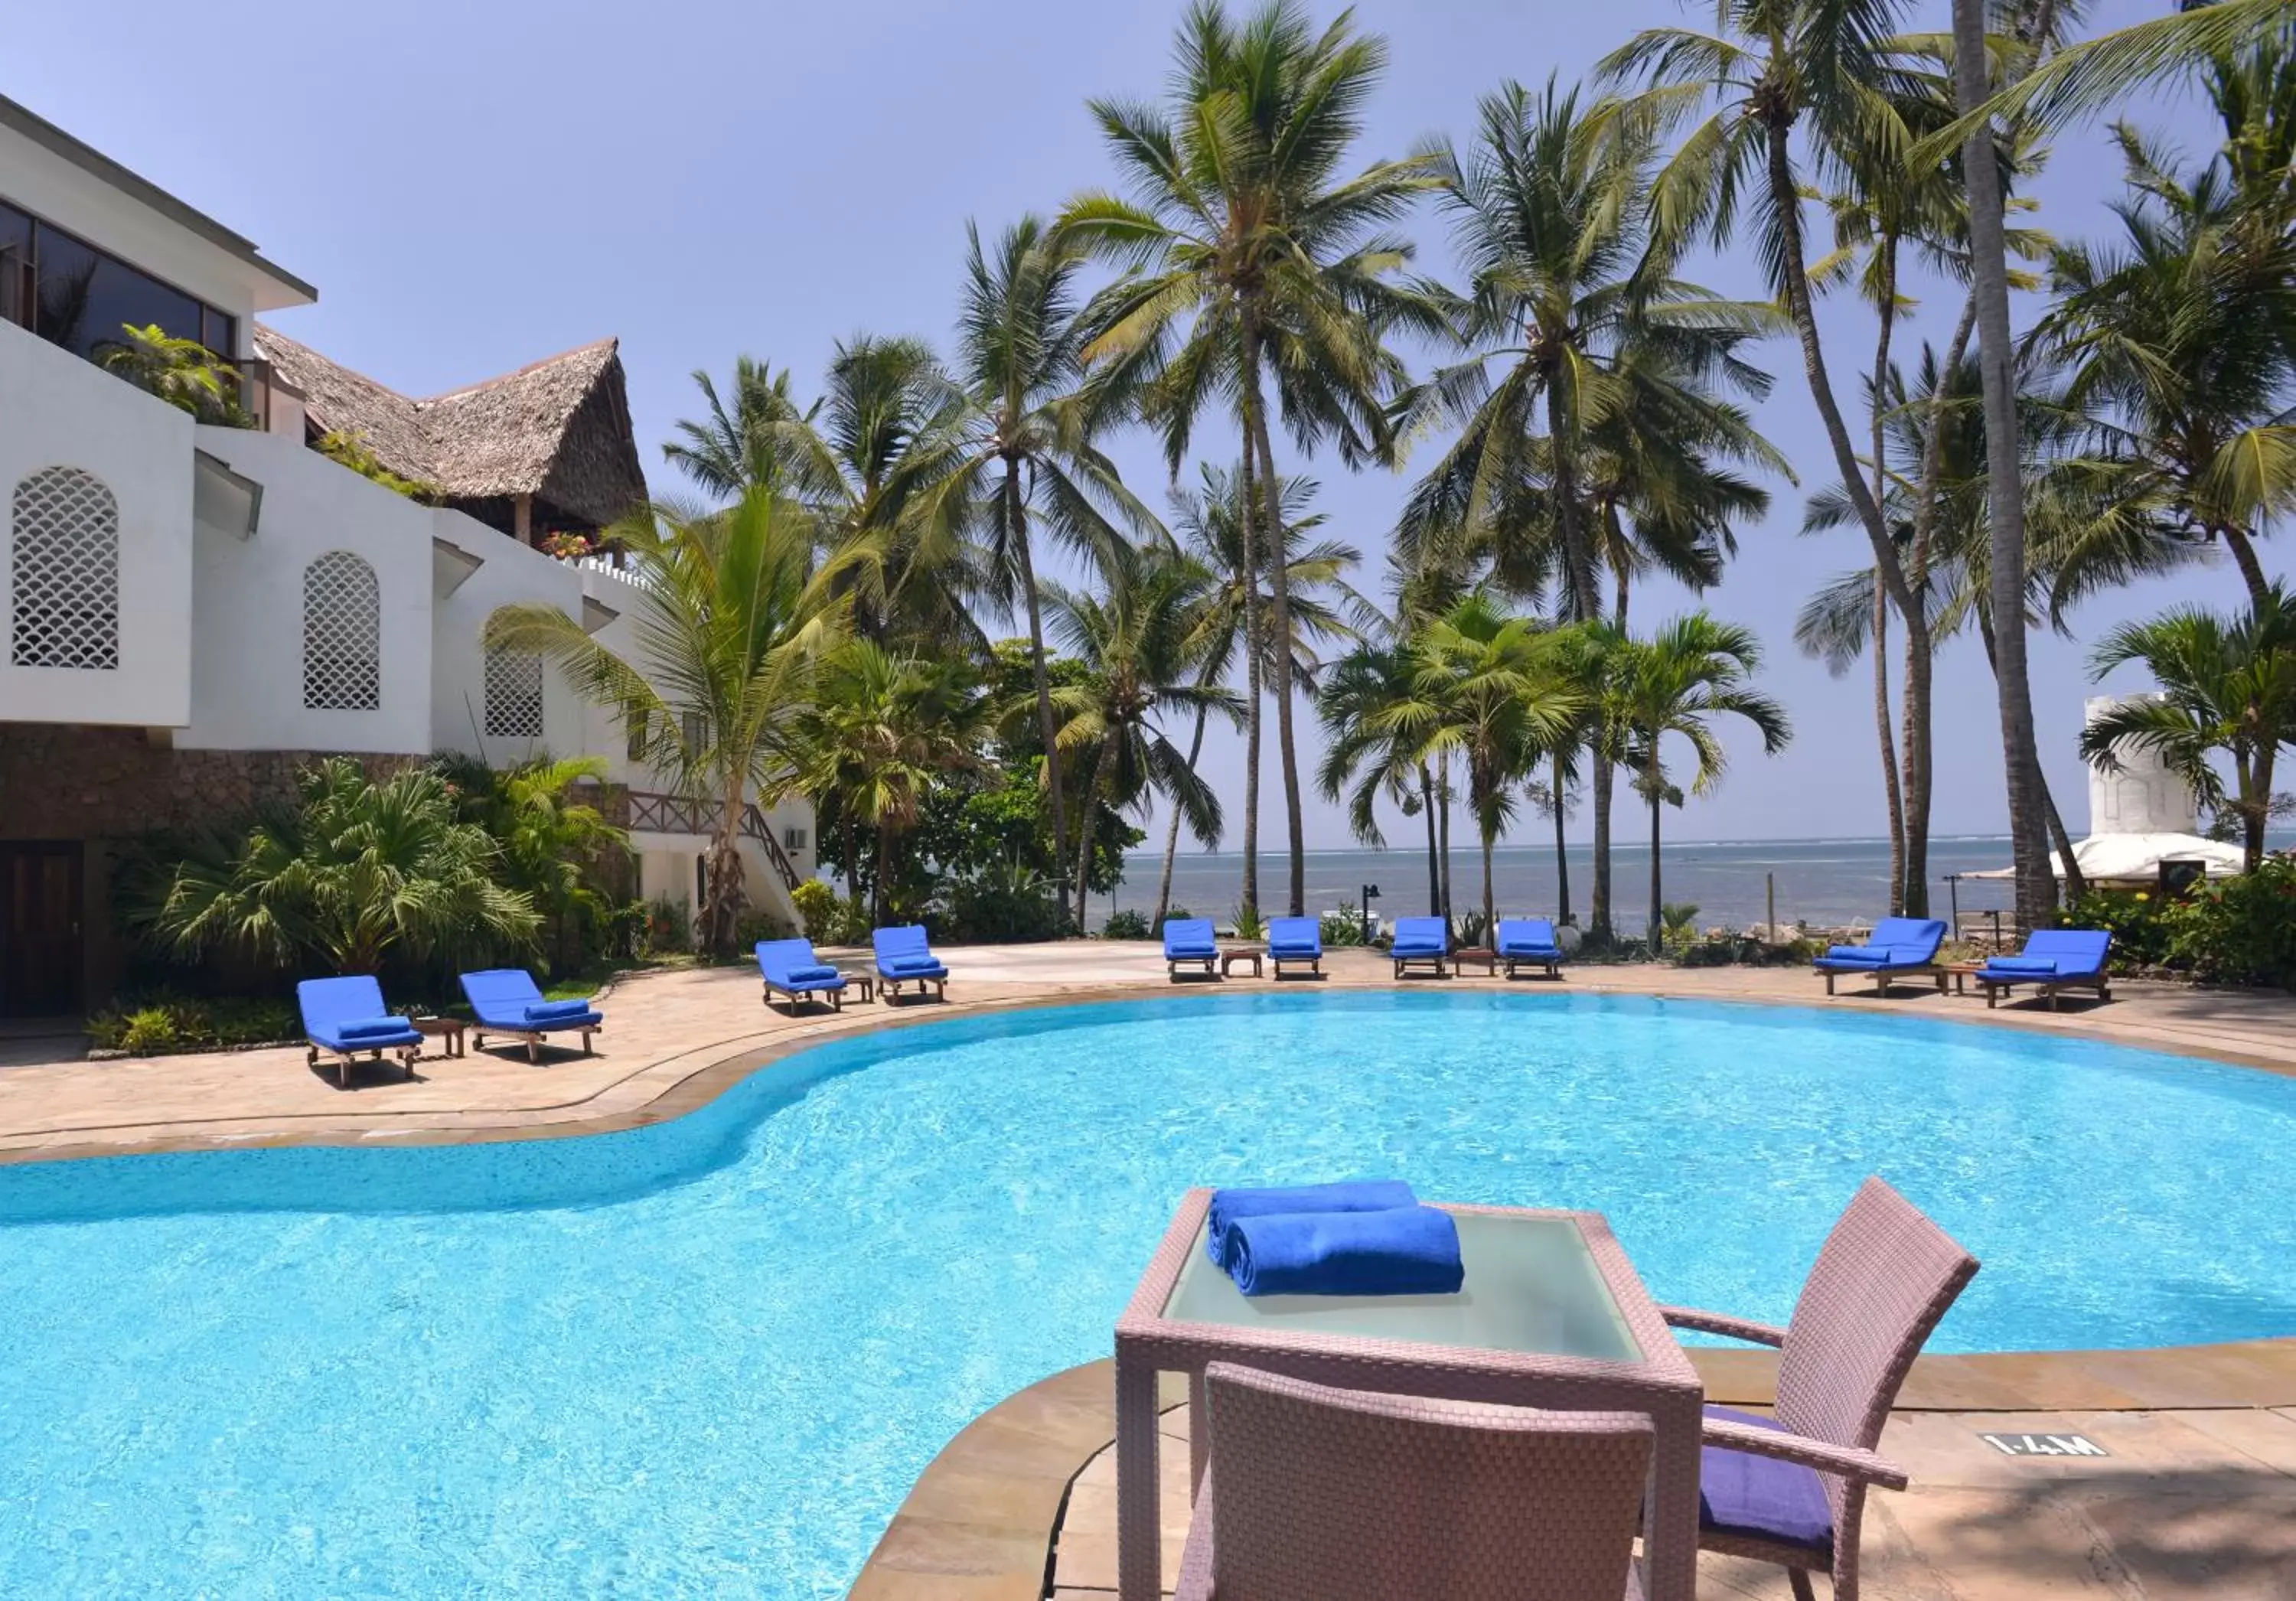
[0,93,808,1016]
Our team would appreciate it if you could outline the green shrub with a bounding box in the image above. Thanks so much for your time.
[1101,909,1154,941]
[2161,856,2296,988]
[86,993,298,1056]
[733,909,793,950]
[941,860,1060,942]
[2056,889,2174,969]
[1231,904,1267,941]
[1456,910,1490,947]
[640,895,693,957]
[1319,907,1372,947]
[791,880,870,944]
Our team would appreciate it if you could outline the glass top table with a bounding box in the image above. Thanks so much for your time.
[1113,1191,1703,1601]
[1161,1210,1643,1362]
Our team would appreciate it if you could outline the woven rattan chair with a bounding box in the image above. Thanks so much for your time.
[1658,1175,1980,1601]
[1172,1361,1652,1600]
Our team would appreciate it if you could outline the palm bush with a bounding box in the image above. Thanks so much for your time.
[131,759,539,975]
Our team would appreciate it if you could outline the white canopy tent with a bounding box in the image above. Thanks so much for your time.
[1963,831,2246,882]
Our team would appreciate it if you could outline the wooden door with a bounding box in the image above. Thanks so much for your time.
[0,844,83,1017]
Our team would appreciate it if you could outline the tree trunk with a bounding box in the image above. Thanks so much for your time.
[2222,527,2273,612]
[1152,707,1209,928]
[1480,795,1496,943]
[1241,326,1307,917]
[1591,749,1615,940]
[1238,449,1263,921]
[2245,745,2274,872]
[1010,467,1070,933]
[1437,754,1456,933]
[1545,381,1604,622]
[873,817,895,923]
[1552,749,1574,925]
[1870,237,1908,916]
[1899,294,1975,919]
[1953,0,2056,932]
[1073,745,1104,931]
[1420,765,1442,916]
[1978,611,2089,905]
[1648,771,1663,956]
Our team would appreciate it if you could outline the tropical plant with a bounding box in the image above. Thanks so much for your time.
[1599,614,1790,945]
[660,356,822,500]
[2081,587,2296,871]
[131,759,539,974]
[1065,0,1446,918]
[797,643,992,920]
[1041,543,1238,928]
[94,323,253,426]
[1372,595,1583,940]
[1316,634,1446,920]
[1101,908,1156,941]
[1155,464,1357,925]
[316,430,440,501]
[485,487,842,954]
[481,755,628,973]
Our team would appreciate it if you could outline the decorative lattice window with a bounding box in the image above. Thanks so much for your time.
[301,551,381,710]
[483,611,543,738]
[10,466,120,670]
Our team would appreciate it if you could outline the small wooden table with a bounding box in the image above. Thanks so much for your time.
[408,1016,465,1058]
[837,969,879,1003]
[1453,944,1499,976]
[1943,960,1987,996]
[1218,945,1263,978]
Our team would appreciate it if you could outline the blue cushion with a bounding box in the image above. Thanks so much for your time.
[784,964,841,983]
[1701,1407,1835,1555]
[523,1000,593,1024]
[2017,928,2111,973]
[1821,945,1890,964]
[888,956,944,974]
[1985,956,2057,975]
[336,1016,409,1042]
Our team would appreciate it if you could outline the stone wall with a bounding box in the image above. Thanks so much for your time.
[0,726,416,842]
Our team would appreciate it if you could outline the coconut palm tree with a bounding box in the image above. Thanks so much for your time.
[915,217,1164,926]
[1372,595,1583,941]
[1604,0,1958,912]
[1152,464,1357,927]
[2082,586,2296,871]
[660,357,821,501]
[1062,0,1446,920]
[1041,544,1240,929]
[797,643,992,921]
[1599,614,1790,946]
[1397,77,1782,939]
[485,487,843,954]
[1316,637,1446,919]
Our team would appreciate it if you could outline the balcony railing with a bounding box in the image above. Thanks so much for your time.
[625,790,801,891]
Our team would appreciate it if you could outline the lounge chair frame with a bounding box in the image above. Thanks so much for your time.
[1975,970,2110,1009]
[1167,952,1218,980]
[1391,948,1448,980]
[305,1039,417,1089]
[762,977,845,1015]
[756,938,850,1015]
[1820,964,1943,998]
[471,1019,599,1065]
[1265,917,1322,979]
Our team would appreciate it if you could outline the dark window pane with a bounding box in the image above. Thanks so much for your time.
[31,224,96,351]
[0,204,28,330]
[202,305,236,360]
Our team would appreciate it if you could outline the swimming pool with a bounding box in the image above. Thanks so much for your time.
[2,990,2291,1596]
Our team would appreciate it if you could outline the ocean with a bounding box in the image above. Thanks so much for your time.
[1104,836,2049,937]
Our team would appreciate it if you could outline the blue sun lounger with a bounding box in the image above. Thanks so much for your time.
[757,937,850,1014]
[873,924,950,1001]
[297,974,421,1088]
[460,969,603,1062]
[1973,929,2114,1009]
[1163,917,1218,980]
[1390,915,1449,980]
[1267,916,1323,977]
[1496,917,1564,980]
[1813,916,1949,996]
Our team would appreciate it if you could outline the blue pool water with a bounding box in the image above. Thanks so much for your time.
[4,990,2294,1596]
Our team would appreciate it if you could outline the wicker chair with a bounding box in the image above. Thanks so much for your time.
[1658,1175,1980,1601]
[1173,1361,1652,1600]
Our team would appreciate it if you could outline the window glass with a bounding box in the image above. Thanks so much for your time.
[31,223,96,351]
[0,204,29,329]
[80,254,201,364]
[202,305,236,360]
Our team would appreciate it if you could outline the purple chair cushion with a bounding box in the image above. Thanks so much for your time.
[1699,1406,1835,1555]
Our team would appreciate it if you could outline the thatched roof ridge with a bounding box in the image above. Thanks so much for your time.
[253,326,648,529]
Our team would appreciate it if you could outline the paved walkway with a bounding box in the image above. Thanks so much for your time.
[3,945,2291,1162]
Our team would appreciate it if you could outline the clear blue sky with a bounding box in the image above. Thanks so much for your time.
[9,1,2261,846]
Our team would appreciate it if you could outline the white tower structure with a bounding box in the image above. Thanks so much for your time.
[2084,694,2199,836]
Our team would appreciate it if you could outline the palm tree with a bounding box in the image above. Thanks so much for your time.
[1374,595,1583,939]
[94,323,252,426]
[490,755,628,973]
[797,643,991,921]
[486,487,842,954]
[660,357,820,501]
[905,217,1165,925]
[1398,77,1782,938]
[1042,544,1240,929]
[1316,637,1445,919]
[135,759,540,974]
[1063,0,1446,920]
[1599,615,1790,946]
[2082,587,2296,871]
[1605,0,1953,913]
[1153,465,1356,927]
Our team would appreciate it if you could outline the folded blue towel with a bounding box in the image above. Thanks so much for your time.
[522,999,594,1024]
[784,965,842,983]
[1226,1206,1466,1297]
[1206,1180,1418,1267]
[1985,957,2058,975]
[335,1016,410,1042]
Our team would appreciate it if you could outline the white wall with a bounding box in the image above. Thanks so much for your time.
[429,511,588,764]
[0,119,311,354]
[178,428,434,753]
[0,321,193,727]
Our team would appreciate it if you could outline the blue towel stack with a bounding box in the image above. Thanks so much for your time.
[1205,1181,1465,1298]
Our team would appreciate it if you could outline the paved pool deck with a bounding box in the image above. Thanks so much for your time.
[4,945,2295,1597]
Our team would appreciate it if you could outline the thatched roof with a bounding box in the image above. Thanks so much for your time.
[253,327,648,530]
